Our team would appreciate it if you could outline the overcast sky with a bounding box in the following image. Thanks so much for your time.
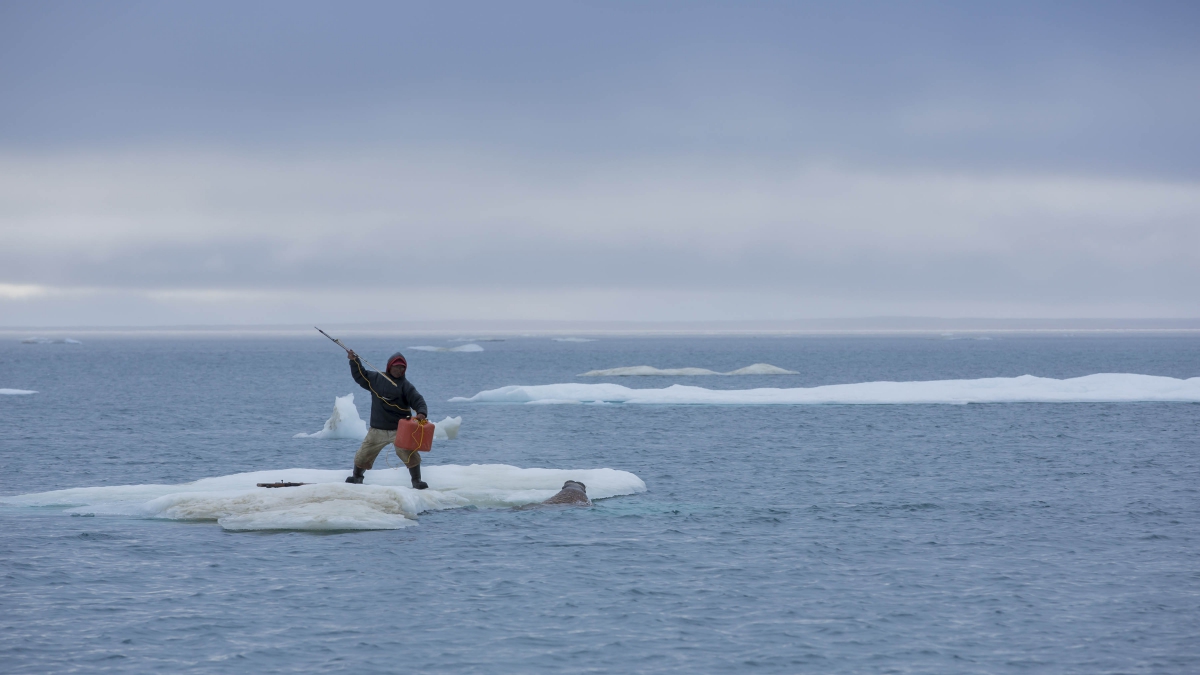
[2,0,1198,326]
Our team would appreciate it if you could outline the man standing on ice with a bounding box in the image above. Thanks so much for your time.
[344,350,429,489]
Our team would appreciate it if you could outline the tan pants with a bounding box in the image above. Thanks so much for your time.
[354,427,421,470]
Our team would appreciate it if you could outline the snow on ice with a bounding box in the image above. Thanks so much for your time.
[452,374,1200,405]
[579,363,797,376]
[1,464,646,531]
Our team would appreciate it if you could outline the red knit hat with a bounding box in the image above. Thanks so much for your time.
[387,353,407,372]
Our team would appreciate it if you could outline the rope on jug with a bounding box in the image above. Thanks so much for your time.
[411,418,427,451]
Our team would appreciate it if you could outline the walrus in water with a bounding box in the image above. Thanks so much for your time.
[541,480,591,505]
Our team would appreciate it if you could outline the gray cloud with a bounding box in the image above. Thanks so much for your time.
[3,2,1198,173]
[1,149,1197,322]
[1,1,1198,324]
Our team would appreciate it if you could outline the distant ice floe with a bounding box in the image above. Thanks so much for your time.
[580,363,797,376]
[21,337,81,344]
[295,394,461,441]
[1,388,37,395]
[451,374,1200,405]
[941,334,995,341]
[1,464,646,531]
[554,337,596,343]
[411,344,484,352]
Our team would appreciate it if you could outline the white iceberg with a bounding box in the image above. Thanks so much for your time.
[1,464,647,531]
[1,388,37,395]
[434,416,462,440]
[411,344,484,352]
[294,393,369,439]
[579,363,797,376]
[451,373,1200,405]
[295,394,462,441]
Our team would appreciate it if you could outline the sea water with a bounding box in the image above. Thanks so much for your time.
[1,334,1198,673]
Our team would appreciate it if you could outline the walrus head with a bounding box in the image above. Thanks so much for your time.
[540,480,591,505]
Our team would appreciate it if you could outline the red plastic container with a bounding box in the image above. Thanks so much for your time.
[395,418,435,452]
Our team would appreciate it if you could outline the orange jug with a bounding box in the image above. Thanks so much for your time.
[395,418,435,452]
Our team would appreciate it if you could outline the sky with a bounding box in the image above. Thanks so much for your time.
[1,0,1198,326]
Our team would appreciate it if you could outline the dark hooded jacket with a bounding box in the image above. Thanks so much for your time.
[350,352,428,430]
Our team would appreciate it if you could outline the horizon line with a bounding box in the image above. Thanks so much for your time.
[3,317,1200,338]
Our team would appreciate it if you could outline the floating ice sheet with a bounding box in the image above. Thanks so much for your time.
[580,363,797,376]
[451,374,1200,405]
[295,394,462,441]
[411,344,484,352]
[1,464,645,531]
[20,337,81,344]
[554,337,596,342]
[1,388,37,395]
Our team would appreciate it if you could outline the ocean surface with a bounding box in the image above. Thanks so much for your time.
[1,333,1198,673]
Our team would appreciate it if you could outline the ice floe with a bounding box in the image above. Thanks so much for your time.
[294,393,369,439]
[726,363,798,375]
[21,337,81,344]
[1,464,646,531]
[294,394,462,441]
[554,337,596,342]
[1,388,37,395]
[579,363,797,376]
[434,416,462,440]
[411,344,484,352]
[451,374,1200,405]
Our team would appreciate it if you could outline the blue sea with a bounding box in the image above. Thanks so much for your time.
[1,333,1198,673]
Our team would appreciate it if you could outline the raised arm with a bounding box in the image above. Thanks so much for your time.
[348,350,371,391]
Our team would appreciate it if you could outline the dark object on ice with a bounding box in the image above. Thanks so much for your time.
[345,466,365,484]
[409,465,428,490]
[542,480,590,505]
[257,482,309,488]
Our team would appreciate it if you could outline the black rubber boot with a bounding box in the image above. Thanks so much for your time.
[408,464,428,490]
[345,466,365,484]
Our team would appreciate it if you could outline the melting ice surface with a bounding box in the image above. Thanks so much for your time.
[451,373,1200,405]
[294,394,462,440]
[1,465,645,531]
[411,343,484,352]
[580,363,797,376]
[1,388,37,395]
